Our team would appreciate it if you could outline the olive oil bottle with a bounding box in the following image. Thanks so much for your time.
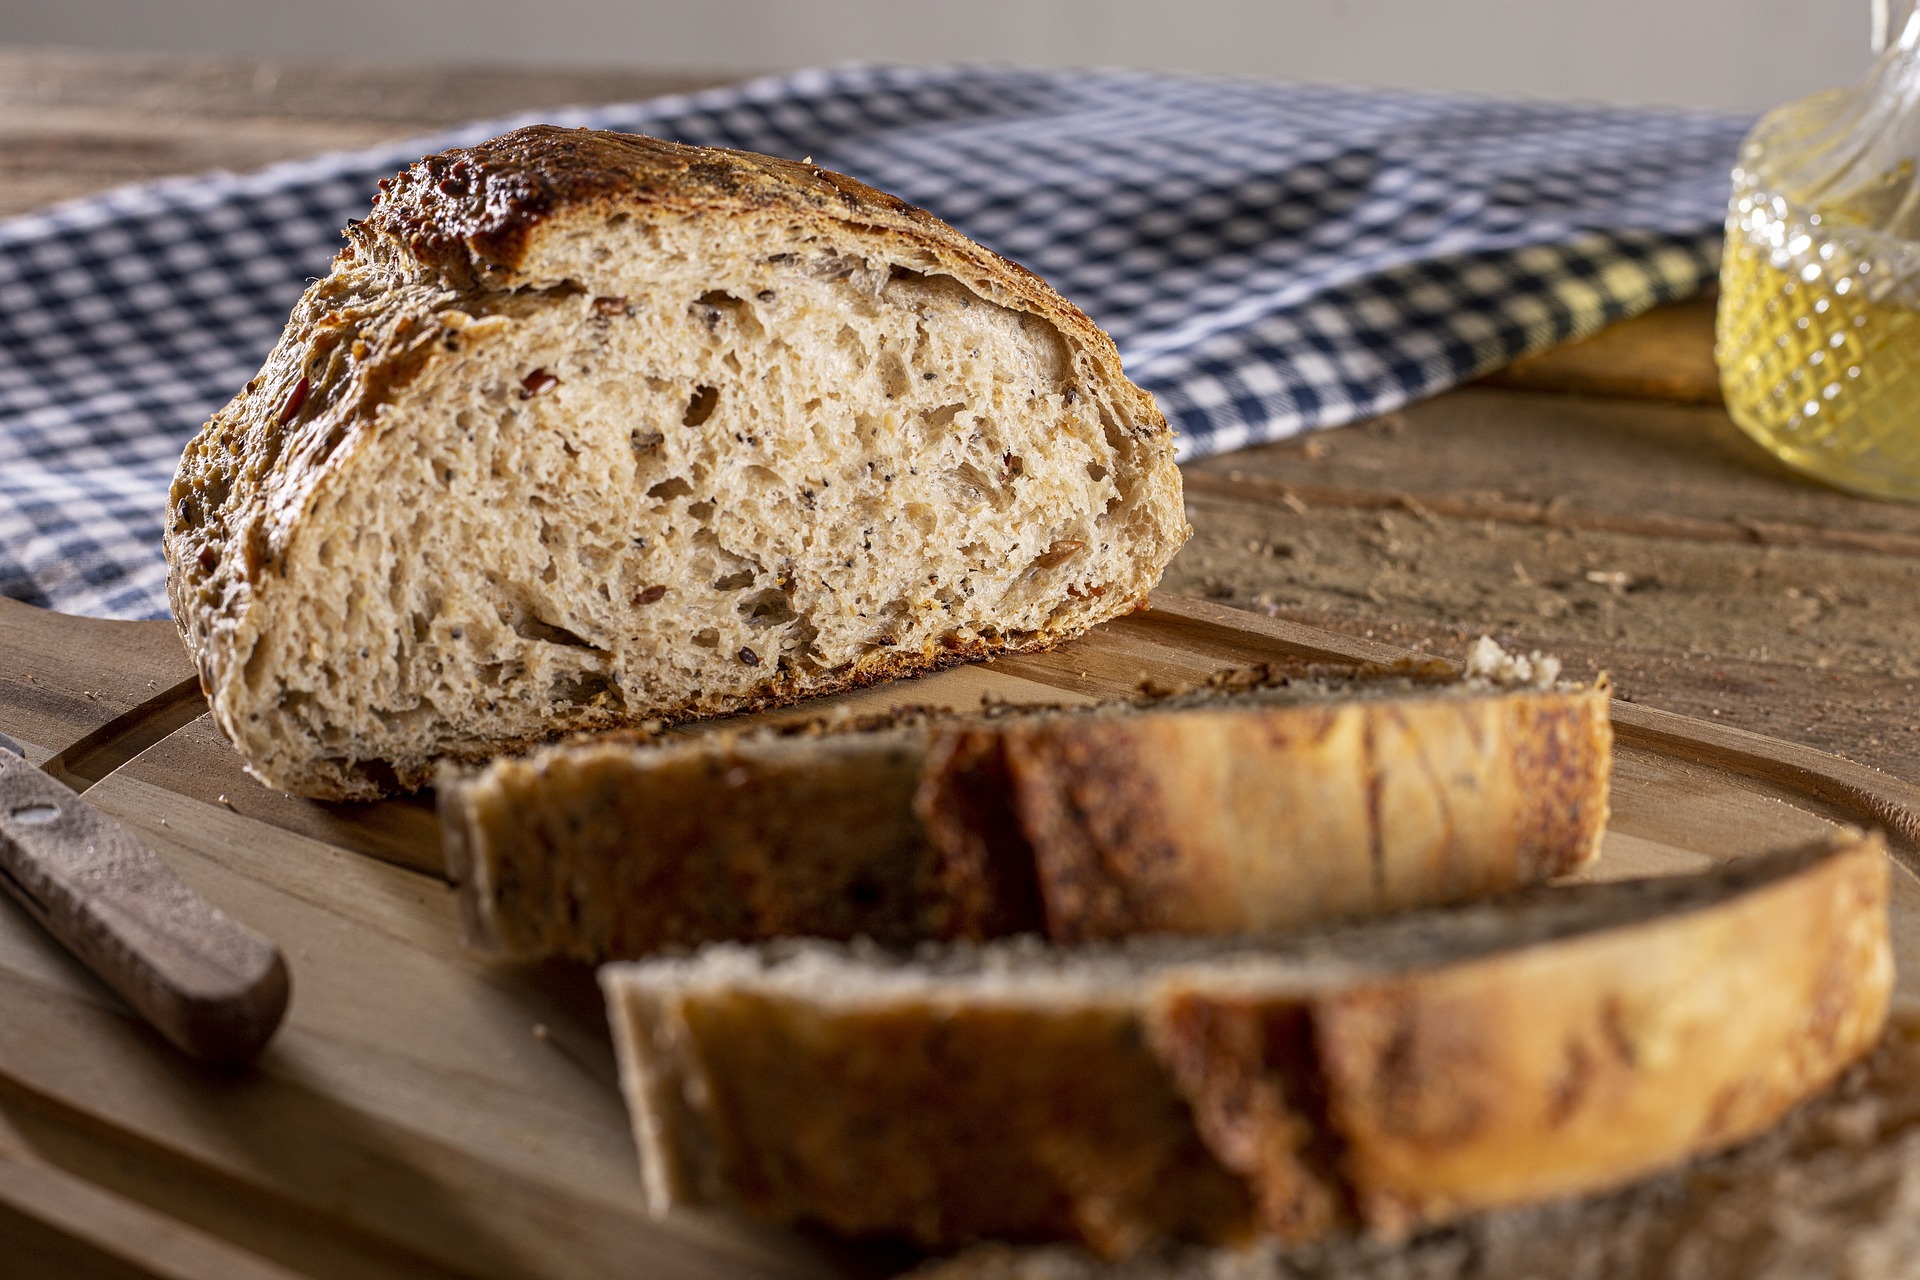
[1717,12,1920,500]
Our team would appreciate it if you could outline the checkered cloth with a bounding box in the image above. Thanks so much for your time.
[0,64,1750,620]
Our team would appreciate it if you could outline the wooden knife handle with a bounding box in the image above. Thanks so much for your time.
[0,752,288,1065]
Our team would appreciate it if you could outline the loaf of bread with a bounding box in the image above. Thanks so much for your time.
[600,831,1890,1257]
[163,126,1188,799]
[441,648,1611,959]
[912,1011,1920,1280]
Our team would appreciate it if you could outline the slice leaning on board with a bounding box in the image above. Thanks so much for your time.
[600,831,1892,1257]
[440,645,1612,959]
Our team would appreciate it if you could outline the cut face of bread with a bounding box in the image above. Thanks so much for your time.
[440,656,1612,960]
[600,831,1891,1256]
[164,127,1187,799]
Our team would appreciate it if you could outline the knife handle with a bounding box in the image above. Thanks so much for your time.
[0,752,288,1065]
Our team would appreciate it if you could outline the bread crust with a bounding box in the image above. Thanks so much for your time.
[1157,831,1892,1240]
[992,684,1611,940]
[164,126,1184,799]
[600,832,1891,1256]
[912,1008,1920,1280]
[443,669,1611,958]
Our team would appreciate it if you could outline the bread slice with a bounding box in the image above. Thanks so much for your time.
[599,831,1890,1257]
[441,649,1612,959]
[163,126,1188,799]
[910,1011,1920,1280]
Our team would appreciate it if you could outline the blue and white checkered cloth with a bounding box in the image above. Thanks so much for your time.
[0,64,1749,620]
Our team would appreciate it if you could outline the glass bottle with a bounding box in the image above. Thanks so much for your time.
[1716,5,1920,500]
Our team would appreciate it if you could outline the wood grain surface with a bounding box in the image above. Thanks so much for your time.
[0,46,738,217]
[1,591,1917,1280]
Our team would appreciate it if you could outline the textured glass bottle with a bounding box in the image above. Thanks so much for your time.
[1716,10,1920,501]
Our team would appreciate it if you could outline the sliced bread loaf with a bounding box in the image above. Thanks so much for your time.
[164,126,1188,799]
[910,1011,1920,1280]
[599,831,1890,1257]
[441,650,1611,959]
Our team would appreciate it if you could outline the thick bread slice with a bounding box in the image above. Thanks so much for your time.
[164,125,1187,799]
[442,653,1611,959]
[912,1012,1920,1280]
[599,831,1890,1257]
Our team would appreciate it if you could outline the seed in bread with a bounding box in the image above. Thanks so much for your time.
[164,126,1189,800]
[441,652,1612,959]
[600,831,1891,1256]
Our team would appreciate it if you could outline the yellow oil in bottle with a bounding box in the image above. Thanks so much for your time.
[1716,209,1920,501]
[1714,18,1920,503]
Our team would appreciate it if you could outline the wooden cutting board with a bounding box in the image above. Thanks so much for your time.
[1,591,1917,1280]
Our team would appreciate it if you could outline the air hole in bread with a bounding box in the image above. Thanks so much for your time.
[925,403,966,430]
[512,611,602,652]
[647,477,693,501]
[876,350,909,399]
[551,668,622,708]
[692,628,720,649]
[692,290,739,327]
[348,758,403,794]
[237,636,274,693]
[713,569,756,591]
[741,588,796,627]
[682,385,719,427]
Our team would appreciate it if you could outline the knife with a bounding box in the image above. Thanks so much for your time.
[0,728,288,1066]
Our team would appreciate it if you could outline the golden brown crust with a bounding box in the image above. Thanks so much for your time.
[915,1010,1920,1280]
[1505,675,1614,880]
[604,832,1893,1258]
[1152,831,1892,1241]
[449,672,1612,957]
[994,686,1612,941]
[355,128,1009,288]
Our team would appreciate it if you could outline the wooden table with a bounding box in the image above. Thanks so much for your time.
[5,45,1920,1277]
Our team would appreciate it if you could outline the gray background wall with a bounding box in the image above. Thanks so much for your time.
[0,0,1899,112]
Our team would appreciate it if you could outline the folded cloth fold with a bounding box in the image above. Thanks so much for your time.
[0,64,1748,620]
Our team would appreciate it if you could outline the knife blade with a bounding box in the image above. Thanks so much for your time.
[0,728,288,1066]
